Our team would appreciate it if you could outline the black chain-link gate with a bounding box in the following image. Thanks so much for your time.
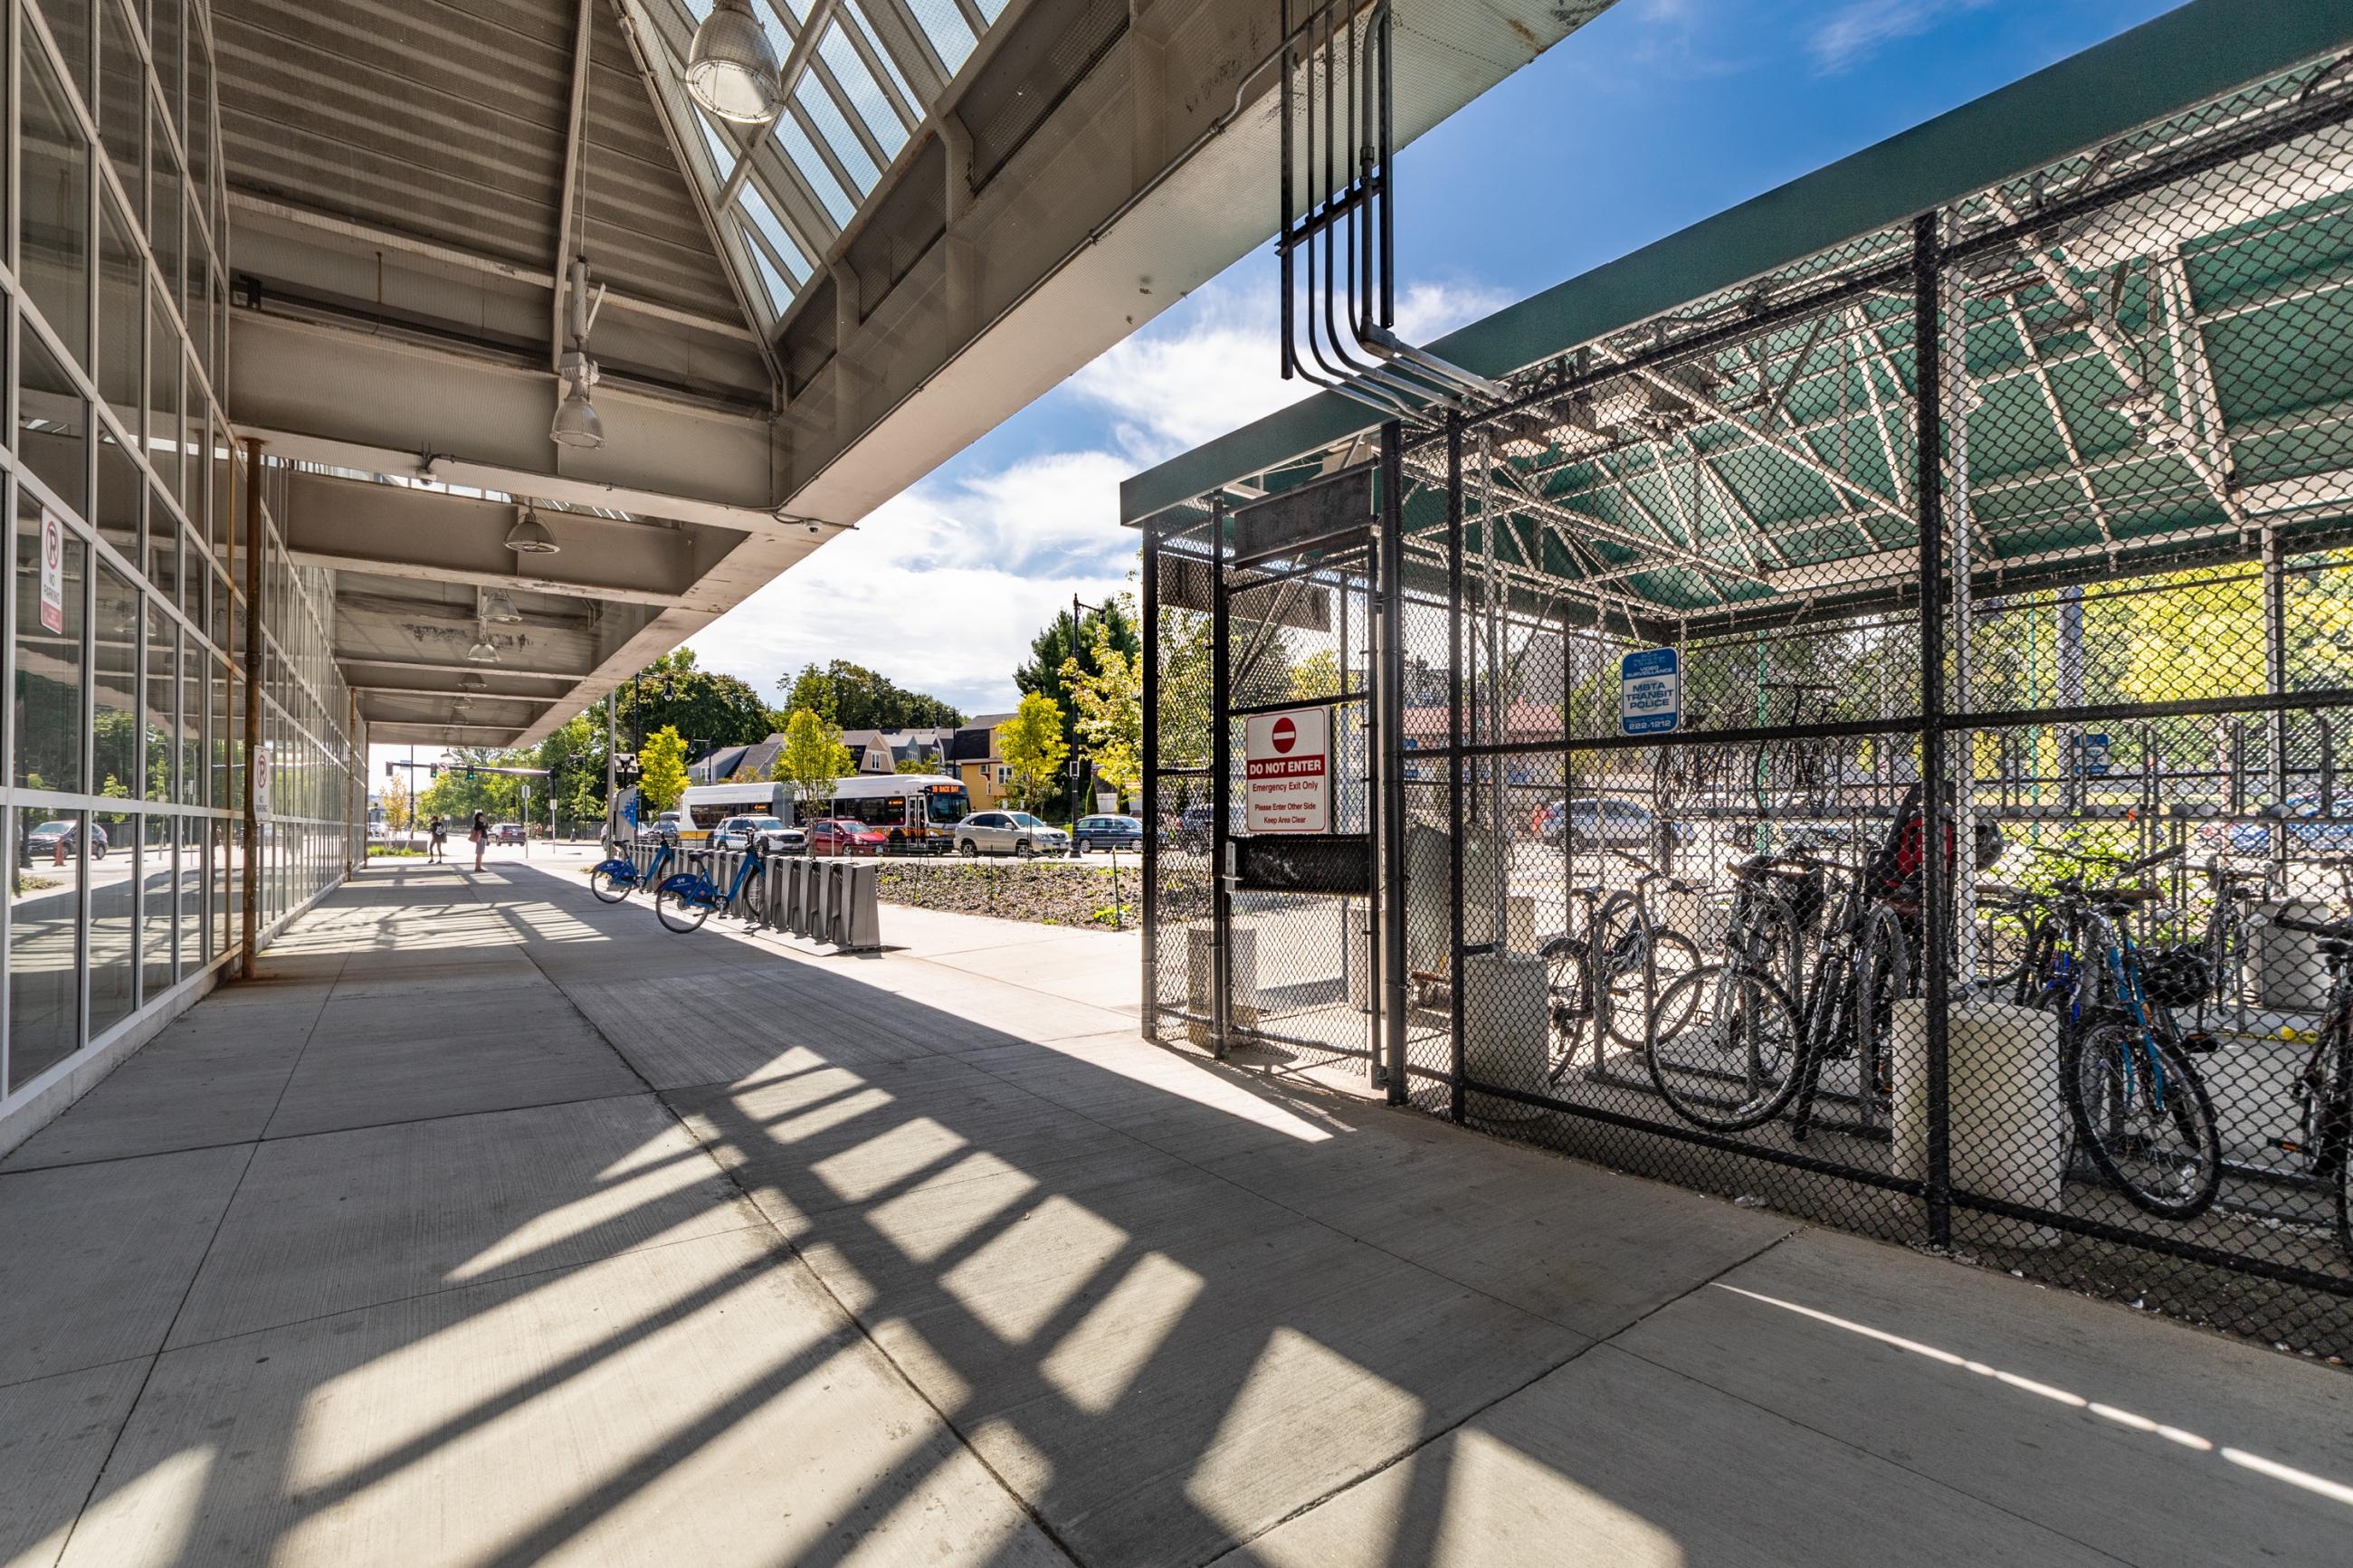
[1147,47,2353,1356]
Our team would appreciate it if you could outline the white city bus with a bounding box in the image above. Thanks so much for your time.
[798,774,970,854]
[677,783,791,845]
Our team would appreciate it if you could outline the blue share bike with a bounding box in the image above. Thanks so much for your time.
[653,841,772,933]
[588,837,676,904]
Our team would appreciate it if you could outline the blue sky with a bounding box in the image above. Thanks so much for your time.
[683,0,2186,720]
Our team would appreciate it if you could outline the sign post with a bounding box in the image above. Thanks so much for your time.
[1620,648,1681,736]
[1245,705,1332,834]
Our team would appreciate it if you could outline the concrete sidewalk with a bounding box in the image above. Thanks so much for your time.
[1,851,2348,1567]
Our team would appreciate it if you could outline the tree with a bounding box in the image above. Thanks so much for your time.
[779,660,963,730]
[998,691,1069,813]
[620,649,778,755]
[894,755,944,774]
[637,727,691,813]
[415,749,529,822]
[382,774,413,839]
[1062,612,1142,808]
[773,708,853,814]
[1017,599,1138,770]
[533,711,606,835]
[1289,649,1344,702]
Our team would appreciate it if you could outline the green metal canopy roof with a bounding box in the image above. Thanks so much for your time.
[1122,0,2353,637]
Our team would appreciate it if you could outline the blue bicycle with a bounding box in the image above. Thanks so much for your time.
[588,838,676,904]
[653,841,772,933]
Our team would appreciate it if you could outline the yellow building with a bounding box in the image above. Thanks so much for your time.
[950,714,1018,811]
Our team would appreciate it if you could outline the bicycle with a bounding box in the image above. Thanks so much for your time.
[653,841,775,934]
[588,836,677,903]
[1539,849,1703,1082]
[2005,843,2223,1219]
[2188,854,2265,1034]
[2267,912,2353,1259]
[1644,851,1910,1140]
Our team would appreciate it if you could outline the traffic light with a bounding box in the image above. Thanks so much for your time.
[427,765,440,779]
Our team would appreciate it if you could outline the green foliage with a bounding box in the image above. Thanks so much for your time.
[1060,595,1143,805]
[637,727,691,813]
[999,692,1069,813]
[894,755,945,774]
[779,659,962,730]
[620,649,778,755]
[416,748,529,822]
[1018,599,1138,771]
[1289,649,1344,702]
[774,709,853,810]
[533,710,607,832]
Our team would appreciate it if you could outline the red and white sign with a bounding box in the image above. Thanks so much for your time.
[1244,704,1330,834]
[38,508,63,633]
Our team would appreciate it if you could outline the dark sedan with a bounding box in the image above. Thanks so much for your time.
[23,819,107,861]
[1074,814,1143,853]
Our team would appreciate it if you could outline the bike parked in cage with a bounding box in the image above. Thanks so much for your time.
[1539,849,1703,1082]
[2265,912,2353,1259]
[2189,854,2267,1033]
[653,841,776,935]
[1644,850,1911,1141]
[588,837,677,904]
[1999,844,2224,1220]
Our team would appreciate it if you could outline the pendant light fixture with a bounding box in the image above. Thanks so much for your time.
[687,0,783,124]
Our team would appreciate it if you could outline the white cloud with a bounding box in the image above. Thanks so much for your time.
[690,271,1509,716]
[1808,0,1989,74]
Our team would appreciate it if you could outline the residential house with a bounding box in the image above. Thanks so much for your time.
[841,727,957,774]
[950,713,1018,809]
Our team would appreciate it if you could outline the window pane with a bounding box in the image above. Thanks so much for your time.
[18,497,87,790]
[149,301,182,500]
[21,328,91,518]
[143,813,175,999]
[795,76,879,192]
[39,0,90,109]
[740,184,810,281]
[146,599,175,802]
[152,142,184,349]
[147,482,177,607]
[778,116,855,227]
[23,37,93,369]
[150,0,184,143]
[180,631,200,804]
[95,429,140,564]
[12,806,86,1088]
[182,813,205,970]
[901,0,975,76]
[819,26,906,157]
[93,559,138,800]
[90,803,135,1034]
[98,0,141,201]
[99,190,143,440]
[846,5,922,112]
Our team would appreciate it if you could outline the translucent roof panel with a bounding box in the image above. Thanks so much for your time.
[820,25,910,156]
[901,0,976,76]
[795,74,881,192]
[741,183,812,282]
[846,4,922,110]
[776,113,857,226]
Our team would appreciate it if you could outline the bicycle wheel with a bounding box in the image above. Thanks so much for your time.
[588,867,632,904]
[1540,936,1594,1084]
[2062,1021,2223,1220]
[1604,928,1703,1051]
[1646,965,1803,1132]
[1975,905,2036,998]
[654,885,713,934]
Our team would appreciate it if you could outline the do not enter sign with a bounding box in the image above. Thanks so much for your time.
[1244,705,1330,834]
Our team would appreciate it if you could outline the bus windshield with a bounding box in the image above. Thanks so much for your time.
[928,785,969,824]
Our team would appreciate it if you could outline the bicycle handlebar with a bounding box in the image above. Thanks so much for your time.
[2276,914,2353,941]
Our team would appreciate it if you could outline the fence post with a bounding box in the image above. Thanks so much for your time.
[1913,210,1953,1251]
[1446,415,1467,1122]
[1142,518,1160,1041]
[1380,419,1409,1105]
[1210,495,1232,1060]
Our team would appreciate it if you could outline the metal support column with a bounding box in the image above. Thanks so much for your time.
[604,688,617,851]
[1913,214,1953,1250]
[1446,415,1466,1122]
[1141,518,1161,1041]
[2264,521,2289,875]
[1378,421,1408,1104]
[1210,496,1233,1060]
[239,438,265,980]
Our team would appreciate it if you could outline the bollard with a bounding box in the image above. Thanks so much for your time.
[838,862,881,951]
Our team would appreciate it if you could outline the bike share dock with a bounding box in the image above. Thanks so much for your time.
[1129,2,2353,1359]
[2,851,2349,1564]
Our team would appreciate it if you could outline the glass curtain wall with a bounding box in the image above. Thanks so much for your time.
[2,0,357,1113]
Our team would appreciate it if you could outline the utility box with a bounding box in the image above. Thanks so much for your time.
[1461,951,1549,1123]
[2256,901,2332,1012]
[1186,925,1261,1045]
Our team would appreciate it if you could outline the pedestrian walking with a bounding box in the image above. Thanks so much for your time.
[470,811,490,871]
[427,816,446,863]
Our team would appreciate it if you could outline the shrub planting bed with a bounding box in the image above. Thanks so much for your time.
[874,858,1136,927]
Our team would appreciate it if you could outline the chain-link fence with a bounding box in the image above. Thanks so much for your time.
[1145,52,2353,1355]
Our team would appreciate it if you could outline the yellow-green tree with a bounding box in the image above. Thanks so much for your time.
[999,691,1069,813]
[1062,618,1142,808]
[1289,649,1344,701]
[772,708,852,815]
[382,774,412,837]
[638,726,691,813]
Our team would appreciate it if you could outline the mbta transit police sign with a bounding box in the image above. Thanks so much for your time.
[1620,647,1681,736]
[1245,705,1331,834]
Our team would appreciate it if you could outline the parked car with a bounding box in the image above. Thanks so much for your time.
[643,811,686,845]
[22,819,107,861]
[711,814,805,855]
[2201,795,2353,855]
[955,811,1071,857]
[1074,814,1143,853]
[492,822,526,844]
[1173,802,1216,851]
[1537,798,1692,851]
[807,818,890,856]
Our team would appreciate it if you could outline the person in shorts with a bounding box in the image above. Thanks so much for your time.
[470,812,490,871]
[427,816,447,863]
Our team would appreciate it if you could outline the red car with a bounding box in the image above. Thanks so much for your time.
[806,818,889,856]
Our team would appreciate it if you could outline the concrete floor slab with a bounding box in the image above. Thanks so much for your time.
[1217,1342,2123,1568]
[61,1231,1070,1568]
[2,1022,310,1170]
[169,1096,760,1347]
[0,1145,249,1383]
[259,1007,646,1138]
[1610,1227,2353,1568]
[0,1358,153,1568]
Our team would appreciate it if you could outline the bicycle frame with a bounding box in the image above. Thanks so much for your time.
[592,839,674,895]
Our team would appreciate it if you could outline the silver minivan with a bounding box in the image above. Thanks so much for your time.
[954,811,1070,857]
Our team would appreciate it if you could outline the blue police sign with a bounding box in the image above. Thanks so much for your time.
[1621,648,1681,736]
